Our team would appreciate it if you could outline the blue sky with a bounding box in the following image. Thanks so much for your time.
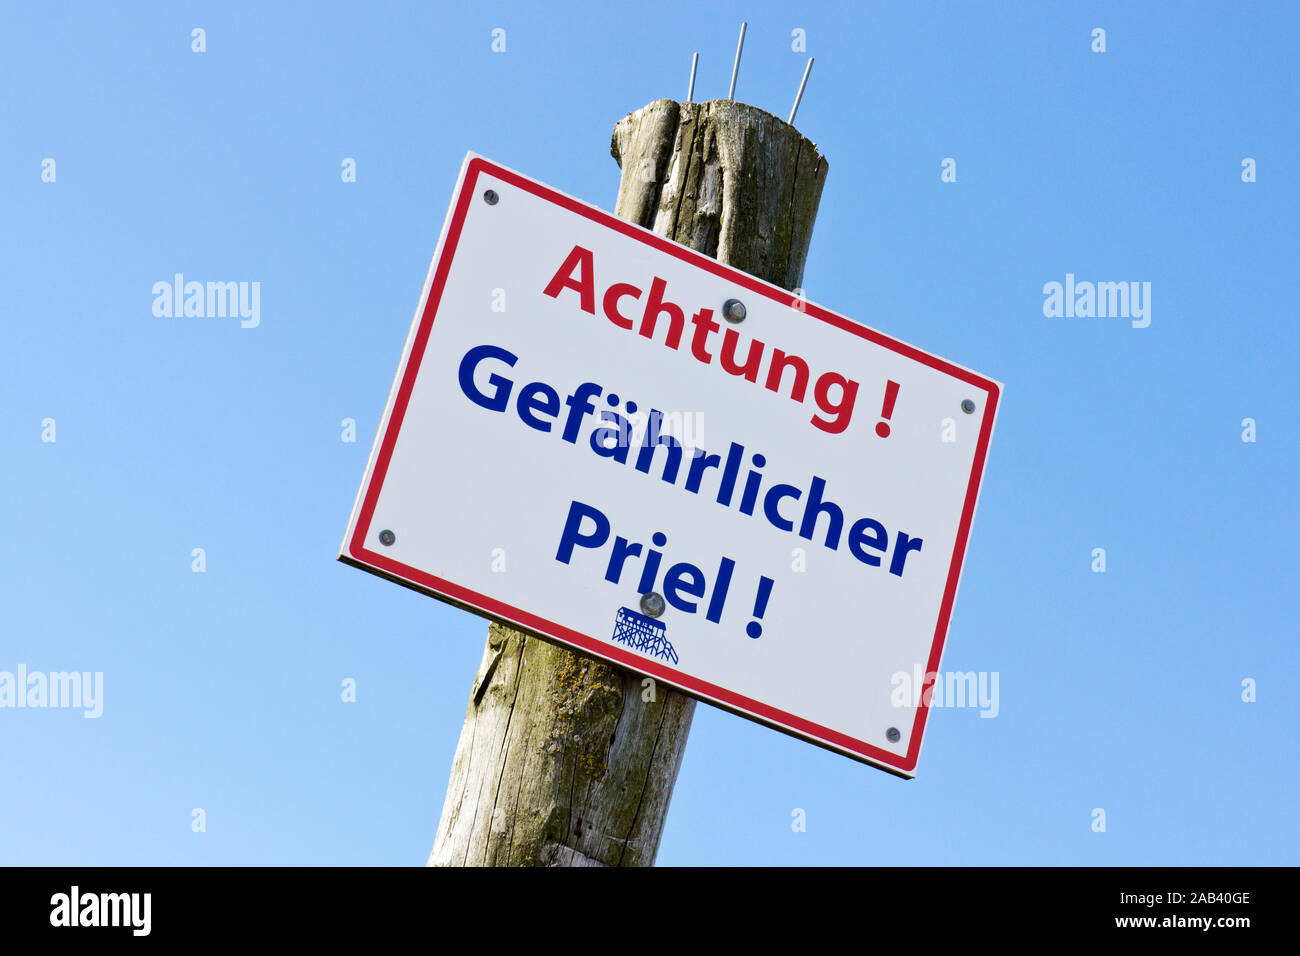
[2,0,1296,865]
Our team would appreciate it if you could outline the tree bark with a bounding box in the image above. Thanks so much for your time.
[428,99,828,867]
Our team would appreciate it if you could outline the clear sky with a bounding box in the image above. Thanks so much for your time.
[2,0,1296,865]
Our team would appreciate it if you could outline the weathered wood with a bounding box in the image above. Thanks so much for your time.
[429,99,827,867]
[613,99,828,290]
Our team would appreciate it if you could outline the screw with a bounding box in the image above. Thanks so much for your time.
[483,189,499,205]
[378,530,396,546]
[722,298,747,323]
[961,399,976,414]
[639,592,666,618]
[886,727,901,743]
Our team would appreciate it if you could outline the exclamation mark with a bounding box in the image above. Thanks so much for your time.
[746,576,774,638]
[875,380,901,438]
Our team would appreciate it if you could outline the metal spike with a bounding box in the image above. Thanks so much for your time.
[728,22,747,100]
[788,57,814,125]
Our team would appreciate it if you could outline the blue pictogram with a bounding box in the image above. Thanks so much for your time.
[610,607,678,665]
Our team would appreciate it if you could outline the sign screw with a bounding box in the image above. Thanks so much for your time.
[483,189,499,205]
[722,298,747,323]
[378,529,396,546]
[639,592,666,618]
[886,727,901,743]
[961,399,976,414]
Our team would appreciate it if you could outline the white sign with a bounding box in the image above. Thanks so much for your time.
[341,155,1001,776]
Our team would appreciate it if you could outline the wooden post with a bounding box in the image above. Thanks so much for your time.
[428,98,828,867]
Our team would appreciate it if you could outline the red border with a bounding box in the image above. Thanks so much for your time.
[346,157,1000,774]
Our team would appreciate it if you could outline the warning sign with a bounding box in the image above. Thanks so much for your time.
[341,155,1001,775]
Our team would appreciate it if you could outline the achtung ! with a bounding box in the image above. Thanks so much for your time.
[543,245,862,435]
